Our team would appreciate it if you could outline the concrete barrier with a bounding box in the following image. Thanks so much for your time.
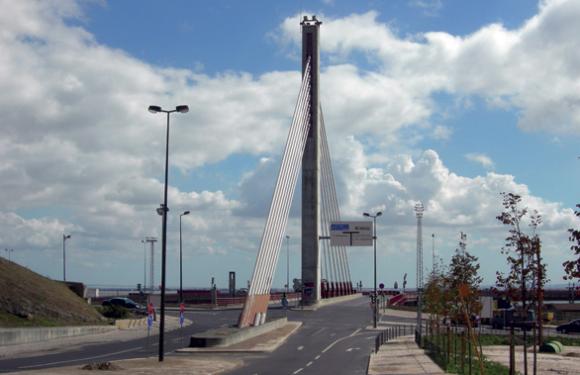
[190,317,288,348]
[297,293,362,311]
[115,318,147,329]
[0,325,116,346]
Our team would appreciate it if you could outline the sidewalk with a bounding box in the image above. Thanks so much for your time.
[367,335,444,375]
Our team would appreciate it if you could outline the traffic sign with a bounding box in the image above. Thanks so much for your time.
[330,221,373,246]
[379,283,384,289]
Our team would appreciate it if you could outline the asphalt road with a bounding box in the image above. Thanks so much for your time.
[0,309,241,373]
[11,298,571,374]
[1,297,386,374]
[226,297,382,375]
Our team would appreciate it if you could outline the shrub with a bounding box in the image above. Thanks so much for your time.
[97,305,130,319]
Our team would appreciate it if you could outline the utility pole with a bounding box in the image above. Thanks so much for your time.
[432,233,436,273]
[145,237,157,291]
[141,239,147,292]
[415,202,424,342]
[62,234,71,281]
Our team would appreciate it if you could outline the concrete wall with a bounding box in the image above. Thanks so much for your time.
[0,325,116,346]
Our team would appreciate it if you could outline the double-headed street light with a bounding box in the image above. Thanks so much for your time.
[179,210,190,304]
[4,248,14,262]
[363,211,382,329]
[148,104,188,362]
[62,234,71,281]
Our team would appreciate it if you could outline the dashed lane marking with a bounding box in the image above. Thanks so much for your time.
[297,345,304,351]
[322,328,361,354]
[292,368,304,374]
[306,361,313,367]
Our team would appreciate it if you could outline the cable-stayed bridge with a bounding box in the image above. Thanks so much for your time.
[239,16,355,327]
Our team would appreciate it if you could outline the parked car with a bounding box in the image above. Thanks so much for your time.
[491,308,534,331]
[102,297,144,313]
[556,319,580,334]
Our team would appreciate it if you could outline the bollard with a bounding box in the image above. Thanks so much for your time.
[461,331,465,374]
[468,339,472,375]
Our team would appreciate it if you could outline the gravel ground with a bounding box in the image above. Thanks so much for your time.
[483,345,580,374]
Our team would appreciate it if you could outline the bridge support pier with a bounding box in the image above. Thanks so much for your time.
[301,16,322,307]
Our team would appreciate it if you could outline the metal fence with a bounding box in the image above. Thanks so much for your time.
[374,324,415,353]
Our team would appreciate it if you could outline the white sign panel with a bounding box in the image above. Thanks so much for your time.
[330,221,373,246]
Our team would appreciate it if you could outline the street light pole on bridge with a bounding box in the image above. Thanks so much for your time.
[363,211,382,329]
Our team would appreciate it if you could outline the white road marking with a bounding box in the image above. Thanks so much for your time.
[18,347,141,369]
[297,345,304,351]
[293,368,304,374]
[315,355,321,360]
[306,361,313,367]
[322,328,361,354]
[346,347,360,352]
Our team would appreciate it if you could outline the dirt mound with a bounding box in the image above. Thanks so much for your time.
[0,258,105,327]
[81,362,123,371]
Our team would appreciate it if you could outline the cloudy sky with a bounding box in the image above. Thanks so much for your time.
[1,0,578,290]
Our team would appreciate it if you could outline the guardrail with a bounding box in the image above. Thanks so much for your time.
[374,325,415,353]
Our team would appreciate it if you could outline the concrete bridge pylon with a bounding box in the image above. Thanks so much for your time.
[238,16,348,328]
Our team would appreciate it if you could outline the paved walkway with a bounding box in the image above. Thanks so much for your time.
[367,335,444,375]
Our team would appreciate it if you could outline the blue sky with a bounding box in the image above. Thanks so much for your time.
[0,0,578,291]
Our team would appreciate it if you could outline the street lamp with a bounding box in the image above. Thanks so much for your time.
[363,211,382,329]
[285,235,290,294]
[62,234,71,281]
[141,239,147,292]
[179,210,190,304]
[148,104,189,362]
[4,248,13,262]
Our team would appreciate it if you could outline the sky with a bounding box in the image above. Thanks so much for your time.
[0,0,578,291]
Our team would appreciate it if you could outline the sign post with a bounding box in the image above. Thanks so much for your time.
[330,221,373,246]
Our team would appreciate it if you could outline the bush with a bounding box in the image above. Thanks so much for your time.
[97,305,130,319]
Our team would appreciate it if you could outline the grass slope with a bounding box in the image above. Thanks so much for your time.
[0,258,105,327]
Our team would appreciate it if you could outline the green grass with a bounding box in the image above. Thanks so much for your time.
[0,258,106,328]
[423,336,510,374]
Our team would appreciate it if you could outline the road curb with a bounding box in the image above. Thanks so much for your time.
[177,321,302,353]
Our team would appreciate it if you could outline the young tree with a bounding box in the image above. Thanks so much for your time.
[447,232,483,323]
[496,192,547,375]
[423,265,450,324]
[563,204,580,281]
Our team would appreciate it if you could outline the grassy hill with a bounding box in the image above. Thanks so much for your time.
[0,257,105,327]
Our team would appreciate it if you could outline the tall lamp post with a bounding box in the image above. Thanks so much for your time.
[4,248,14,262]
[363,211,382,329]
[148,104,189,362]
[141,239,147,292]
[285,235,290,294]
[62,234,71,281]
[179,210,190,304]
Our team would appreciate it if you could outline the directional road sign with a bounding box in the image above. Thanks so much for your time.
[330,221,373,246]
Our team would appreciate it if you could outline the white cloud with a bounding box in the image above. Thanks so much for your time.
[409,0,443,17]
[465,153,495,170]
[279,1,580,135]
[432,125,452,140]
[0,1,578,287]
